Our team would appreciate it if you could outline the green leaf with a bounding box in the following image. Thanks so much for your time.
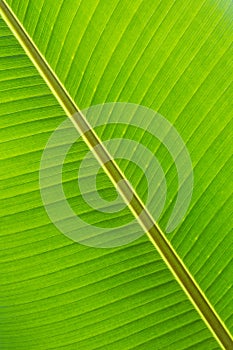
[0,0,232,349]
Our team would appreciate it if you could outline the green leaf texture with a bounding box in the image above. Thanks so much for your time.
[1,0,232,349]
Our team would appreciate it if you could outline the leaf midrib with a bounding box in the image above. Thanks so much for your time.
[0,1,232,349]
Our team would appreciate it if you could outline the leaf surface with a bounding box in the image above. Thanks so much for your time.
[0,0,233,349]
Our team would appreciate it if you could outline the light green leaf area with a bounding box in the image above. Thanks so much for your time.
[1,0,232,349]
